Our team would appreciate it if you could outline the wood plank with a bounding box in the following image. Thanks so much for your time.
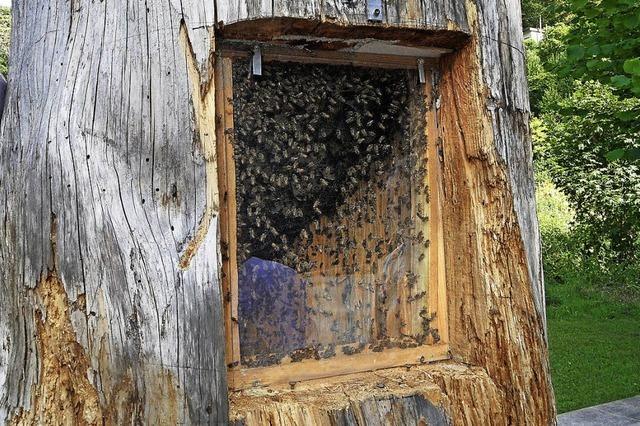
[229,343,449,389]
[222,58,241,368]
[216,56,241,370]
[219,44,438,70]
[215,56,232,366]
[223,57,241,369]
[425,66,449,345]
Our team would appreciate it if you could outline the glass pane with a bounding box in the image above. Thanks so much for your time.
[232,60,433,368]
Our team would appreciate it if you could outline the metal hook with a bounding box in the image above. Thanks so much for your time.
[417,59,426,84]
[252,45,262,76]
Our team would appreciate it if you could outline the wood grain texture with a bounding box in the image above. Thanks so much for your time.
[0,0,552,423]
[229,363,506,425]
[0,0,226,423]
[436,0,555,422]
[215,0,469,32]
[217,0,554,424]
[474,0,546,330]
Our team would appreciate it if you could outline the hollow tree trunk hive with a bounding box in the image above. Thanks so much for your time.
[0,0,555,424]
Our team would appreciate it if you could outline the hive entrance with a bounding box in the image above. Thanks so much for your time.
[217,50,448,388]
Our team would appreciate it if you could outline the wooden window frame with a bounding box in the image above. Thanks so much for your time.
[215,44,449,390]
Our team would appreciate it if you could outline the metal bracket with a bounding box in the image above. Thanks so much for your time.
[367,0,383,22]
[252,45,262,76]
[417,59,426,84]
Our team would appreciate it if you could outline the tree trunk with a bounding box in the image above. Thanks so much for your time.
[0,1,226,423]
[0,0,555,424]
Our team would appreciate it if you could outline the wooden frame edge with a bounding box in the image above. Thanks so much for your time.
[216,55,241,367]
[216,48,450,390]
[219,42,439,70]
[229,343,450,390]
[426,69,450,345]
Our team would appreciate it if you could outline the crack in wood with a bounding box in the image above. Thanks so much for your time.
[178,21,220,271]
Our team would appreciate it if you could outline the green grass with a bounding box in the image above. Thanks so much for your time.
[538,174,640,414]
[546,279,640,413]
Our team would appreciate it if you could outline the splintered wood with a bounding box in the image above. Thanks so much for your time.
[222,59,446,384]
[229,363,506,426]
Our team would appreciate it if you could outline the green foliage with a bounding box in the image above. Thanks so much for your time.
[539,174,640,413]
[536,171,573,235]
[606,147,640,161]
[537,167,640,302]
[525,25,574,113]
[0,7,9,76]
[525,42,552,114]
[541,179,640,412]
[562,0,640,96]
[539,81,640,260]
[520,0,568,29]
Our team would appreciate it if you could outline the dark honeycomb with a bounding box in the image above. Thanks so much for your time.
[232,60,431,367]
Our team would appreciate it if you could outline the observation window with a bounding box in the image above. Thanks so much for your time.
[215,44,448,389]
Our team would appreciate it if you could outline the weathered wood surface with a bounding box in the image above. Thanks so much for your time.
[0,0,226,424]
[436,0,554,422]
[229,363,506,425]
[0,0,552,424]
[220,0,554,424]
[215,0,468,32]
[476,0,547,330]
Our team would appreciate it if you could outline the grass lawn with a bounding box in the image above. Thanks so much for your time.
[546,281,640,413]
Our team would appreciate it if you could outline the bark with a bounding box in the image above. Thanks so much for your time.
[0,0,226,424]
[438,21,555,424]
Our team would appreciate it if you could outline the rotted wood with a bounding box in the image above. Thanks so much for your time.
[436,9,555,425]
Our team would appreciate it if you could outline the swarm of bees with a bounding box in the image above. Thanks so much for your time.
[233,61,413,263]
[233,60,435,366]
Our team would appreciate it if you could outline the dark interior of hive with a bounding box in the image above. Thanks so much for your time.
[232,60,435,368]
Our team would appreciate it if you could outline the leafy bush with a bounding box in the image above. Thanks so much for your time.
[537,172,640,301]
[525,25,574,114]
[538,81,640,261]
[536,171,576,281]
[534,109,640,301]
[520,0,567,29]
[563,0,640,97]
